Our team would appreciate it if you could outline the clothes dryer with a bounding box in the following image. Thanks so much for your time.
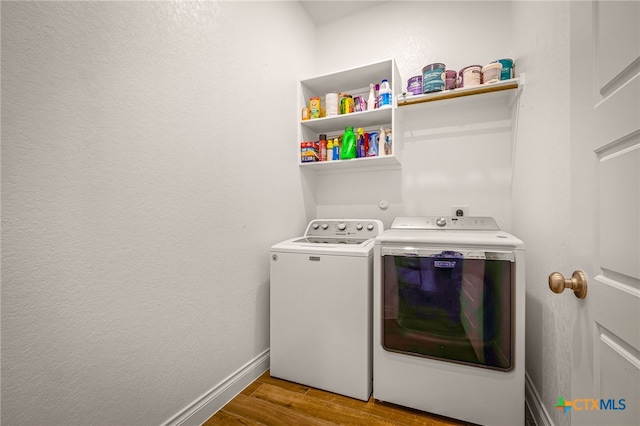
[270,219,383,401]
[373,216,525,425]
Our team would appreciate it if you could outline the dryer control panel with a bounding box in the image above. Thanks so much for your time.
[305,219,384,237]
[390,216,500,231]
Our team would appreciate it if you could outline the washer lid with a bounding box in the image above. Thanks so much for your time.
[271,236,375,256]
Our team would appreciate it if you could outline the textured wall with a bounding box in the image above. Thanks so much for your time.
[313,1,572,424]
[313,1,517,231]
[2,1,575,425]
[510,2,572,425]
[1,2,313,424]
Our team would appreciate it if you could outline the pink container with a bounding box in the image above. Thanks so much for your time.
[458,65,482,88]
[445,70,457,90]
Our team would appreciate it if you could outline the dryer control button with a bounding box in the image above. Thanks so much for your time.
[356,223,363,230]
[312,223,320,229]
[337,223,347,231]
[367,223,374,230]
[321,223,329,230]
[436,217,447,227]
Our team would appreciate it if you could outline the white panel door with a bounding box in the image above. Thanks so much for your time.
[569,1,640,425]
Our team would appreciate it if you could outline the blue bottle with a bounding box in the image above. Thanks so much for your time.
[367,131,379,157]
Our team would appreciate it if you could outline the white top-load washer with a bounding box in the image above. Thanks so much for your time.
[373,216,525,425]
[270,219,384,401]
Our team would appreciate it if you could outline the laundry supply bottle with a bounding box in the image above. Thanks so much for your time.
[379,79,392,108]
[341,127,356,160]
[333,138,340,160]
[356,128,365,158]
[378,127,387,156]
[319,134,327,161]
[326,139,334,161]
[367,131,379,157]
[367,84,376,111]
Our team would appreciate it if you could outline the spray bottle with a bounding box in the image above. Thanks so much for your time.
[367,84,376,111]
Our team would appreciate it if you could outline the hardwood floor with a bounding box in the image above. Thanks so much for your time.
[203,370,471,426]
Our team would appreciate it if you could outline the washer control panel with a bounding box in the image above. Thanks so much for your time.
[390,216,500,231]
[306,219,383,237]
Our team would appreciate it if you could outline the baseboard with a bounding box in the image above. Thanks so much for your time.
[162,348,270,426]
[525,370,554,426]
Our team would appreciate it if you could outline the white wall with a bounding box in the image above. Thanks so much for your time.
[1,2,314,425]
[510,2,572,425]
[312,2,572,425]
[2,1,575,425]
[312,1,517,231]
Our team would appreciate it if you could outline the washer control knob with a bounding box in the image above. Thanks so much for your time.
[356,223,363,230]
[367,223,374,231]
[321,223,329,230]
[337,223,347,231]
[312,223,320,229]
[436,217,447,227]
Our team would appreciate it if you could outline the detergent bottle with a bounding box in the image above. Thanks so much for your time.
[379,79,392,108]
[356,128,365,158]
[341,127,356,159]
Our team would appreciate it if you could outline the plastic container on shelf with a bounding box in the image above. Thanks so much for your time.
[326,93,339,116]
[367,84,376,110]
[379,79,392,108]
[341,127,356,159]
[496,58,514,80]
[482,62,503,84]
[458,65,482,88]
[422,63,446,93]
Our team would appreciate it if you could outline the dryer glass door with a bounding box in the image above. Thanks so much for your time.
[381,247,514,371]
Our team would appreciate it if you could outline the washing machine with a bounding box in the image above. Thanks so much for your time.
[270,218,383,401]
[373,216,525,425]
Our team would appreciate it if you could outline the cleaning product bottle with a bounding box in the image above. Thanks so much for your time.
[326,139,334,161]
[385,128,392,155]
[319,134,327,161]
[341,127,356,160]
[333,138,340,160]
[379,79,392,108]
[367,84,376,111]
[356,128,365,158]
[368,131,379,157]
[379,127,387,156]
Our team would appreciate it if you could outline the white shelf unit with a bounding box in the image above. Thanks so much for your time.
[298,59,402,173]
[395,77,523,139]
[396,77,521,109]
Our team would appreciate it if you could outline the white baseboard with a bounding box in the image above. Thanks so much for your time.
[525,370,554,426]
[162,349,270,426]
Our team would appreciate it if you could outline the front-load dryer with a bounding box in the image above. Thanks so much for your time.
[270,219,383,401]
[373,216,525,425]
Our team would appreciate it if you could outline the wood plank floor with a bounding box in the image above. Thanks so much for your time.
[203,370,472,426]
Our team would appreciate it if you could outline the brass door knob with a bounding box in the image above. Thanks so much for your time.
[548,270,588,299]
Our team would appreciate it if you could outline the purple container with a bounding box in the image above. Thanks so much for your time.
[407,75,422,95]
[445,70,457,90]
